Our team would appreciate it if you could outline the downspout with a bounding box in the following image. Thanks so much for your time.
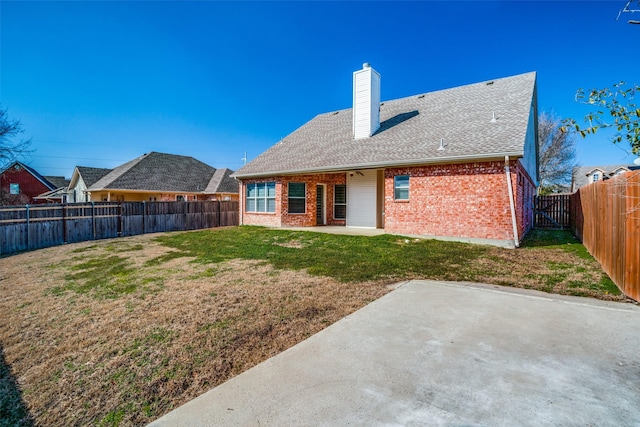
[239,182,244,225]
[505,156,520,248]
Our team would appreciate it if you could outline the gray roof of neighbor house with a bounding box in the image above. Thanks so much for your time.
[571,164,640,191]
[76,167,112,187]
[87,152,238,194]
[43,176,70,189]
[204,168,238,194]
[234,71,537,178]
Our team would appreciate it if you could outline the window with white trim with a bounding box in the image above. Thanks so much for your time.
[394,175,409,200]
[591,172,601,183]
[246,182,276,212]
[288,182,306,214]
[334,184,346,219]
[9,183,19,195]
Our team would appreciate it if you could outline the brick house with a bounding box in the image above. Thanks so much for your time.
[0,161,65,205]
[234,64,539,248]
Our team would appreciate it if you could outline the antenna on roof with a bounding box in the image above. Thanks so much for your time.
[491,111,497,123]
[438,138,445,151]
[241,151,247,165]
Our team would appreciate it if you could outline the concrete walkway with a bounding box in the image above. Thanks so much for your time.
[149,281,640,426]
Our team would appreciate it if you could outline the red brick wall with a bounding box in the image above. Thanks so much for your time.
[240,173,346,227]
[384,160,533,242]
[0,165,51,204]
[240,160,536,245]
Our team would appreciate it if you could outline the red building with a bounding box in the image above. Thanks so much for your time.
[0,161,62,205]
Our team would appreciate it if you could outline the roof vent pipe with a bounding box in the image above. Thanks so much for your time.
[353,63,381,139]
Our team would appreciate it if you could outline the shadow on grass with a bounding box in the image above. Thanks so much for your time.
[0,344,33,427]
[521,229,580,248]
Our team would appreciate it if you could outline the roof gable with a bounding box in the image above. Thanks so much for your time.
[235,71,537,178]
[572,164,640,191]
[204,168,238,194]
[0,161,57,190]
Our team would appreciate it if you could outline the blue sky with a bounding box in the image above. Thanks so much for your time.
[1,0,639,178]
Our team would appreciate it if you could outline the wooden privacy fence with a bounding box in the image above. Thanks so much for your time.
[0,201,238,256]
[534,194,571,228]
[570,171,640,302]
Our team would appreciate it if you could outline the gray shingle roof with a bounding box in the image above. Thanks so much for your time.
[89,152,215,192]
[76,167,112,187]
[43,176,70,189]
[571,164,640,191]
[87,152,238,195]
[235,71,537,178]
[204,168,238,194]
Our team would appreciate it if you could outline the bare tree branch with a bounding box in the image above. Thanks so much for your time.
[538,112,577,193]
[0,106,32,168]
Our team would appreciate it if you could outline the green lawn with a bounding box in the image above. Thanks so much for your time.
[154,226,620,298]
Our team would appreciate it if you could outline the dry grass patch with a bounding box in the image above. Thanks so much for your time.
[0,227,627,426]
[0,235,387,426]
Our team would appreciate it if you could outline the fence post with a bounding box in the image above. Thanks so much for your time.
[25,204,30,251]
[118,202,122,237]
[62,203,67,244]
[92,201,96,240]
[142,201,146,234]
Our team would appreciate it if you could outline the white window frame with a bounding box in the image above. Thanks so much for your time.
[591,172,601,183]
[246,182,276,213]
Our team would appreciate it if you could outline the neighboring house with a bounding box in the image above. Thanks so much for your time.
[571,165,640,192]
[0,161,60,205]
[33,176,71,203]
[81,152,238,202]
[233,64,539,248]
[67,166,113,203]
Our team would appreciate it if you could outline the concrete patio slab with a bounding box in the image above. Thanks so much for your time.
[149,280,640,426]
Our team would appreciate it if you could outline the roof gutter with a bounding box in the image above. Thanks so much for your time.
[232,151,524,179]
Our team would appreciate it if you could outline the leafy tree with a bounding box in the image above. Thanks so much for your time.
[538,112,577,194]
[562,82,640,155]
[0,105,32,168]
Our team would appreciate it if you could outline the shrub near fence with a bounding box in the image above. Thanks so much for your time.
[0,201,238,256]
[571,171,640,302]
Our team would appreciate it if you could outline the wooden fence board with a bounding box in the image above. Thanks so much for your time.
[571,171,640,302]
[534,194,571,228]
[0,201,238,256]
